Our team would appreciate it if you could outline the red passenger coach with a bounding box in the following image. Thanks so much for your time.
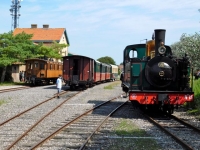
[94,61,111,83]
[104,63,112,81]
[94,61,101,82]
[100,63,106,81]
[63,55,95,89]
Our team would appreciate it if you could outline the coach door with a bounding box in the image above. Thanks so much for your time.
[72,59,79,81]
[130,49,143,87]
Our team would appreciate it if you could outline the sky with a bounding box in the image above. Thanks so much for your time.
[0,0,200,65]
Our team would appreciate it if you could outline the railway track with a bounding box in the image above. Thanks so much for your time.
[3,93,126,150]
[30,95,126,150]
[0,90,68,126]
[0,90,75,150]
[0,86,31,93]
[144,113,200,149]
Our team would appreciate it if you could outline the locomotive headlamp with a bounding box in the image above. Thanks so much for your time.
[158,46,166,55]
[158,42,166,55]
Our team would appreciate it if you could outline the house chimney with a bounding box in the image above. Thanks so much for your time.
[43,24,49,28]
[31,24,37,28]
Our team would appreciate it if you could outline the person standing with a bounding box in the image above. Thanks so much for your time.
[19,71,22,81]
[21,71,24,82]
[56,75,62,98]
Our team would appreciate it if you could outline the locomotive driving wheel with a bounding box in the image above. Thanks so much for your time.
[162,105,174,114]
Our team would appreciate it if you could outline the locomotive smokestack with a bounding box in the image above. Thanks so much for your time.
[154,29,166,56]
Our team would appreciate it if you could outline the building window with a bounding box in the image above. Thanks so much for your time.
[13,66,16,70]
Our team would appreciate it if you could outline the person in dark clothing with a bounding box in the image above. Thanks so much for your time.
[195,70,200,80]
[19,71,22,81]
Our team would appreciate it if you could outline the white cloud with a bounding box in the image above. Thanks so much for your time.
[1,0,200,64]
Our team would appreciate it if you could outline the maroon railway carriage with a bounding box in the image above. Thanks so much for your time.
[63,55,113,90]
[63,55,95,89]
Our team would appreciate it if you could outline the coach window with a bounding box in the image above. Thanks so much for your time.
[34,62,38,68]
[40,63,44,69]
[50,64,52,70]
[28,63,30,69]
[28,63,32,69]
[129,49,137,58]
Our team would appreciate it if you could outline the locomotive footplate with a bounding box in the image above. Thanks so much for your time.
[158,94,168,102]
[129,91,194,105]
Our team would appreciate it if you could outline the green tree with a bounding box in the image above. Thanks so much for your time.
[171,32,200,69]
[0,32,67,83]
[0,32,36,82]
[48,41,68,59]
[35,41,68,59]
[97,56,116,65]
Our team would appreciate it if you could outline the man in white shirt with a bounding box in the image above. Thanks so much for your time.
[56,75,62,98]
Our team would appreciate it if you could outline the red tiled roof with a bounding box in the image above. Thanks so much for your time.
[13,28,65,41]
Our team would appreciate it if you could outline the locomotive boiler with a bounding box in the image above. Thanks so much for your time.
[121,29,194,114]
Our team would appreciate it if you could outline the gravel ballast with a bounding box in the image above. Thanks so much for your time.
[0,83,199,150]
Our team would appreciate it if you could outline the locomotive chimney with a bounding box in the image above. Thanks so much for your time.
[154,29,166,56]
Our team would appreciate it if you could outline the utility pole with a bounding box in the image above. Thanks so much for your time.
[10,0,23,30]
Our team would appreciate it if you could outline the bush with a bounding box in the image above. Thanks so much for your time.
[193,78,200,112]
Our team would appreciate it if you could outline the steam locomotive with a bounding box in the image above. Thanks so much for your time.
[121,29,194,114]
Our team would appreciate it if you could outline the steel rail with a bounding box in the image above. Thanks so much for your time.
[0,86,31,93]
[30,94,124,150]
[6,91,80,150]
[0,91,68,126]
[144,114,194,150]
[79,100,128,150]
[171,114,200,134]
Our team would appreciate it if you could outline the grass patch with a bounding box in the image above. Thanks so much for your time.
[0,82,27,86]
[187,109,199,115]
[0,99,7,106]
[192,79,200,114]
[104,81,121,90]
[106,119,161,150]
[187,109,200,120]
[115,119,146,136]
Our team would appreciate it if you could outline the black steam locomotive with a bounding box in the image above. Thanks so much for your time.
[121,29,194,114]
